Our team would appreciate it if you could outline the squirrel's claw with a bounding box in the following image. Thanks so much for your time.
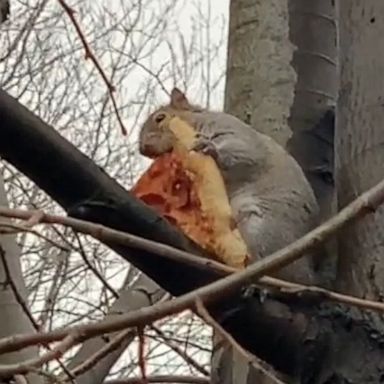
[191,133,219,160]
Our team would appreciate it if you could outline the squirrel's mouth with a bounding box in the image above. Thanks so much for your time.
[139,143,173,159]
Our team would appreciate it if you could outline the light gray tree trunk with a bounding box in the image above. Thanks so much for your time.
[224,0,296,147]
[286,0,337,286]
[213,1,337,383]
[225,0,337,230]
[306,1,384,381]
[336,0,384,299]
[67,272,165,384]
[287,0,337,222]
[0,177,42,384]
[214,1,298,383]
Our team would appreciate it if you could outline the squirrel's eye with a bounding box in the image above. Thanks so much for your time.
[154,113,166,123]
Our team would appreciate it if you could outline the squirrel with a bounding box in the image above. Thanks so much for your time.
[138,88,319,284]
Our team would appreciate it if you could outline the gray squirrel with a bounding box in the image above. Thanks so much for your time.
[139,88,319,285]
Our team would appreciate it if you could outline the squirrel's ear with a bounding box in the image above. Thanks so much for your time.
[170,88,190,109]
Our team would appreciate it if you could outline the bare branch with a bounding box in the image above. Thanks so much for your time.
[104,376,209,384]
[56,0,127,135]
[0,173,383,356]
[195,299,285,384]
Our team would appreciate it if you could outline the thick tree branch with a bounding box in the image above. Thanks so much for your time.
[0,89,218,295]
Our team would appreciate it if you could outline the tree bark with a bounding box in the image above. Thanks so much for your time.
[216,1,299,383]
[67,273,165,384]
[217,0,339,383]
[331,1,384,382]
[287,0,337,222]
[0,177,42,384]
[224,0,296,146]
[336,1,384,300]
[286,0,338,286]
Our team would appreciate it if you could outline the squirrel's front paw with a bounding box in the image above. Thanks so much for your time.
[191,133,218,160]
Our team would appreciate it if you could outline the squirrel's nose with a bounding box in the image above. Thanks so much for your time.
[140,143,159,158]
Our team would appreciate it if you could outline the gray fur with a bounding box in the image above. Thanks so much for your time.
[187,111,319,284]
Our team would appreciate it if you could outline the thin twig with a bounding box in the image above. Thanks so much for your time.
[0,334,78,378]
[24,210,45,227]
[0,221,69,251]
[104,376,209,384]
[137,326,148,384]
[57,0,127,135]
[74,232,119,299]
[150,325,209,377]
[195,298,286,384]
[67,329,132,379]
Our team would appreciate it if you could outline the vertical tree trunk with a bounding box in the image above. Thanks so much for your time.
[67,273,165,384]
[287,0,337,221]
[0,177,42,384]
[216,1,338,383]
[286,0,337,285]
[225,0,337,240]
[336,1,384,300]
[298,2,384,381]
[224,0,296,146]
[214,1,298,383]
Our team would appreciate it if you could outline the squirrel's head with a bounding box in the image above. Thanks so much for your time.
[139,88,202,158]
[149,87,203,121]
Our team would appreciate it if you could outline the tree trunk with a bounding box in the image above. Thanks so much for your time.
[214,1,338,383]
[224,0,296,147]
[336,1,384,300]
[214,1,298,383]
[286,0,337,286]
[330,1,384,382]
[287,0,337,222]
[67,272,165,384]
[0,177,42,384]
